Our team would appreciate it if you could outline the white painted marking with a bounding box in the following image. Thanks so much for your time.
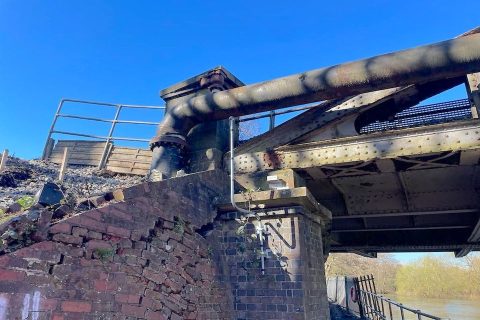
[22,294,30,320]
[0,296,7,320]
[32,291,41,320]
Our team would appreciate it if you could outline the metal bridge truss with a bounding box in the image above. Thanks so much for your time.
[231,73,480,257]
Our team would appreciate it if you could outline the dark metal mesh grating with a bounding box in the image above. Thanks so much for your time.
[359,99,472,134]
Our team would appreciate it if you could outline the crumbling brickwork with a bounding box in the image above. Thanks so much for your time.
[0,170,331,320]
[0,171,234,320]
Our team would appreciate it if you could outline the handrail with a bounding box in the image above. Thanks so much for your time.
[42,98,165,169]
[354,275,449,320]
[359,290,447,320]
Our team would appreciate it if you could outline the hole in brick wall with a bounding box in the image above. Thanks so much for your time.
[48,265,54,275]
[155,219,163,228]
[196,222,214,238]
[59,254,65,264]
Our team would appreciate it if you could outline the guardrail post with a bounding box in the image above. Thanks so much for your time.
[98,105,122,169]
[0,149,8,172]
[58,147,69,183]
[269,110,276,130]
[42,99,64,160]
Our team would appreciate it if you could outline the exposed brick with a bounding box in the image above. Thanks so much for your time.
[0,269,25,281]
[86,240,112,250]
[106,225,131,238]
[121,304,146,318]
[69,215,107,233]
[108,205,133,222]
[143,267,166,284]
[146,310,168,320]
[49,223,72,235]
[94,279,118,292]
[115,294,140,304]
[72,227,88,237]
[61,301,92,313]
[52,233,83,245]
[86,230,103,240]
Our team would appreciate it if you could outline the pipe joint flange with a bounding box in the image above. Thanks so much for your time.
[149,134,188,151]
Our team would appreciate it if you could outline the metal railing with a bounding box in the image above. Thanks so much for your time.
[42,98,165,168]
[354,275,448,320]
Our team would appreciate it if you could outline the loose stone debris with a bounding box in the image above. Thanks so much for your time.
[0,156,143,209]
[0,156,144,254]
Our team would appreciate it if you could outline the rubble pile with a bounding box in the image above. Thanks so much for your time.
[0,156,145,254]
[0,156,143,209]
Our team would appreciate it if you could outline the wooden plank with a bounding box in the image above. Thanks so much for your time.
[51,158,100,166]
[106,160,150,170]
[108,154,151,162]
[50,153,104,161]
[110,147,151,155]
[51,146,106,153]
[105,165,148,175]
[58,148,70,182]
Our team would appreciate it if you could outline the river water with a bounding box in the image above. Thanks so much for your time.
[386,295,480,320]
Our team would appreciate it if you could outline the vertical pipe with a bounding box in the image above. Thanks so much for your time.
[98,105,122,169]
[42,99,64,160]
[400,304,405,320]
[269,110,276,130]
[229,117,265,275]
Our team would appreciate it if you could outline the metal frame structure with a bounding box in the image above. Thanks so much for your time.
[42,98,165,168]
[354,275,445,320]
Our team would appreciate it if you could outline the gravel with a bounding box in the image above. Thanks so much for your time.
[0,156,144,209]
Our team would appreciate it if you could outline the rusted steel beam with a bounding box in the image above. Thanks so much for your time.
[151,32,480,177]
[231,120,480,174]
[234,77,463,155]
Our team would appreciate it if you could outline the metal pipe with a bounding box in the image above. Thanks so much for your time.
[229,116,266,275]
[98,105,122,169]
[151,32,480,176]
[61,98,165,109]
[42,99,65,159]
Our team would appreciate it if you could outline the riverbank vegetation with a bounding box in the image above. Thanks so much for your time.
[326,253,480,298]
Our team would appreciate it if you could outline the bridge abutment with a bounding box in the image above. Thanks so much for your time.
[213,206,330,319]
[0,170,331,319]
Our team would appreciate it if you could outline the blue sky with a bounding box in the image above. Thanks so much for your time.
[1,1,479,261]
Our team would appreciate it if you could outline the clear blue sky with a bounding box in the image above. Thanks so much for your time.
[1,1,479,159]
[1,1,479,260]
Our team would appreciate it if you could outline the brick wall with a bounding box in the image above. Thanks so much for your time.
[213,207,330,320]
[0,170,331,320]
[0,171,234,320]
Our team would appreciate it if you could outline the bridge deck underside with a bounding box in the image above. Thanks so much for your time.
[304,163,480,254]
[235,120,480,255]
